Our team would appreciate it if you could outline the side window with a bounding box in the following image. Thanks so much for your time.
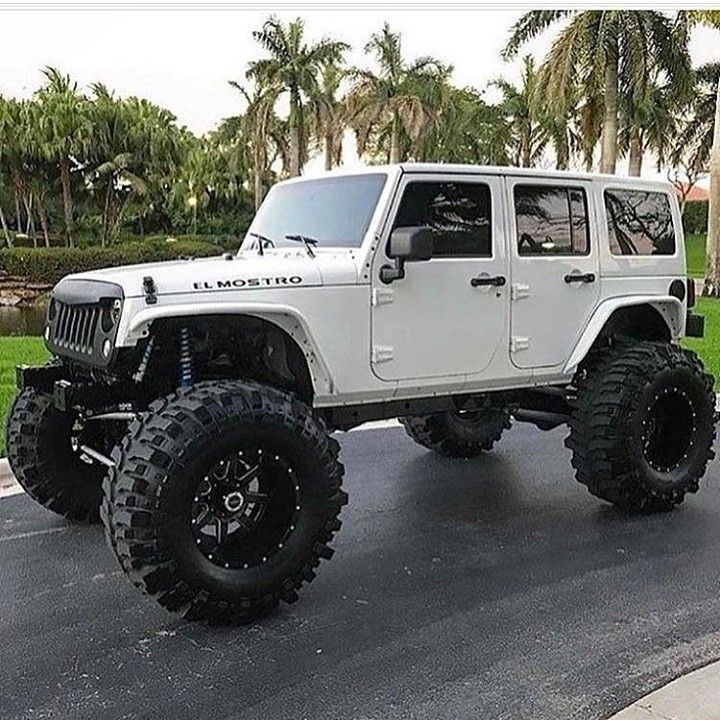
[514,185,590,256]
[605,189,675,255]
[392,181,492,257]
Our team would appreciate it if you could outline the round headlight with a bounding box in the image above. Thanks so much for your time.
[102,339,113,357]
[101,299,122,332]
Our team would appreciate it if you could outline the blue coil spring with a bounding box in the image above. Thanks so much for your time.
[179,325,193,387]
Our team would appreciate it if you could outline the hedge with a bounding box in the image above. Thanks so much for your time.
[0,240,224,285]
[682,201,708,235]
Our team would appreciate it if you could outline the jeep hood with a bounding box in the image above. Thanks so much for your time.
[62,249,359,299]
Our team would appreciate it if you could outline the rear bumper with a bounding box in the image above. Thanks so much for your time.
[686,312,704,338]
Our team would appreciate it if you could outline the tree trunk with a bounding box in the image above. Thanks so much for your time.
[521,139,531,167]
[253,155,264,211]
[703,78,720,296]
[389,112,401,164]
[289,87,301,177]
[555,136,569,170]
[36,196,50,247]
[101,178,113,247]
[13,180,22,232]
[324,132,334,171]
[0,203,11,247]
[110,196,128,240]
[60,159,74,247]
[23,193,37,245]
[599,39,619,174]
[628,130,643,176]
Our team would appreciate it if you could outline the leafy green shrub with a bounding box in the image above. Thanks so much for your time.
[10,234,36,248]
[0,240,223,285]
[116,234,240,251]
[683,201,708,235]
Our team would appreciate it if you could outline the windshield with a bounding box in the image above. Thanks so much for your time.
[244,173,387,250]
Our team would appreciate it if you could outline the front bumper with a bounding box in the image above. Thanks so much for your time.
[686,312,704,338]
[17,364,137,413]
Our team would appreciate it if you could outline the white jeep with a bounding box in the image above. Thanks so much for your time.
[7,164,715,623]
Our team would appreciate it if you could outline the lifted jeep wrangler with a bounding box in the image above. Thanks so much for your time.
[7,164,715,623]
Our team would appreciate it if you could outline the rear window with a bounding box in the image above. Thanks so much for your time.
[604,189,676,256]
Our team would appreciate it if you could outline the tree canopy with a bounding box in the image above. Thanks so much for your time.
[0,13,717,248]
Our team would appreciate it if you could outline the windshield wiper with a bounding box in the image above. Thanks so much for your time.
[285,234,318,258]
[247,232,276,256]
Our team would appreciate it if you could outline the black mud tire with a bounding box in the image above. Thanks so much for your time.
[5,388,106,523]
[400,403,511,458]
[102,380,346,624]
[566,342,716,512]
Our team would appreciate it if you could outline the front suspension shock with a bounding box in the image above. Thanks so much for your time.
[179,325,193,388]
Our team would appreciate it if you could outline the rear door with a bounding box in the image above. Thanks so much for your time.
[507,177,600,369]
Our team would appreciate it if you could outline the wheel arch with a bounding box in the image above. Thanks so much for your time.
[120,304,334,400]
[564,296,683,376]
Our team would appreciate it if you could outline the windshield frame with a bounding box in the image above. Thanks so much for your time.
[241,171,391,254]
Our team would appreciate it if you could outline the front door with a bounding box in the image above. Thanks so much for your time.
[371,174,508,381]
[507,177,600,369]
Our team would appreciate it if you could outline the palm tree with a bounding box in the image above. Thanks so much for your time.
[619,79,677,176]
[309,63,347,171]
[672,11,720,294]
[678,63,720,175]
[229,81,286,210]
[88,84,127,245]
[347,23,448,164]
[104,97,182,243]
[705,70,720,295]
[22,100,54,246]
[505,11,691,174]
[492,56,549,168]
[0,97,29,238]
[34,67,91,246]
[247,17,348,177]
[414,85,512,166]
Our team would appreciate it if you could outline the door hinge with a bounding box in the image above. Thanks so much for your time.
[511,283,530,301]
[372,345,395,363]
[510,336,530,353]
[372,287,394,306]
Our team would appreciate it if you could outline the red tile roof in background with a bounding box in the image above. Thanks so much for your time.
[677,184,710,202]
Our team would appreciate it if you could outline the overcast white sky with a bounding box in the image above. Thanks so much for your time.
[0,3,717,177]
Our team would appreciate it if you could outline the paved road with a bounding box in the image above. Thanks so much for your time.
[2,424,720,720]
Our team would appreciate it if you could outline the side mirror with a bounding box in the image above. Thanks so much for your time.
[380,226,433,284]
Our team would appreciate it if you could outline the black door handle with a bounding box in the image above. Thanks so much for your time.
[471,275,506,288]
[564,272,595,284]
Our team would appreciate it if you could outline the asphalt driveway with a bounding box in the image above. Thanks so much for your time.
[2,423,720,720]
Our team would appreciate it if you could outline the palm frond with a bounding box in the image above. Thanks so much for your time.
[503,10,571,59]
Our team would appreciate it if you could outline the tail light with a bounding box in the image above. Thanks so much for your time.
[687,276,696,308]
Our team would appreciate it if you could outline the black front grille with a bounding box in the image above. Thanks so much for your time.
[52,302,102,355]
[45,278,124,367]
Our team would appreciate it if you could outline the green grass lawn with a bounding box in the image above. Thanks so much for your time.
[685,234,706,278]
[683,296,720,380]
[0,337,49,455]
[0,296,718,456]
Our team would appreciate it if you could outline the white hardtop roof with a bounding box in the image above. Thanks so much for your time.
[282,163,674,193]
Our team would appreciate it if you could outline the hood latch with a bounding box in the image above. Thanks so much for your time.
[143,276,158,305]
